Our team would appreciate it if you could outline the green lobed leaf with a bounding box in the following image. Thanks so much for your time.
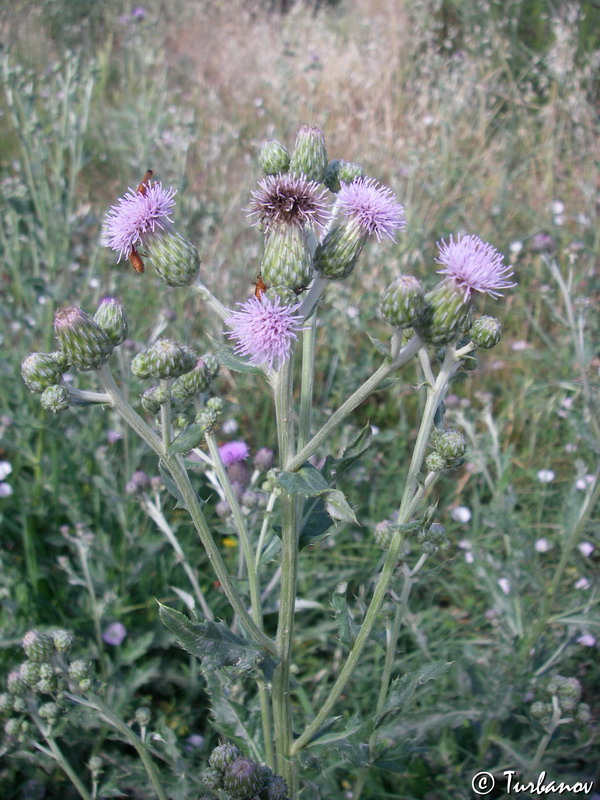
[367,332,390,358]
[158,460,188,510]
[379,661,452,724]
[321,424,373,485]
[158,604,272,674]
[277,464,329,496]
[298,498,334,550]
[167,423,205,455]
[207,336,262,374]
[305,714,375,767]
[321,488,358,524]
[331,583,360,649]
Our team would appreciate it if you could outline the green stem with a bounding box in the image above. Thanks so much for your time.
[68,693,168,800]
[288,335,423,472]
[96,364,275,656]
[271,359,299,794]
[298,313,317,451]
[292,345,456,755]
[190,277,231,320]
[33,720,92,800]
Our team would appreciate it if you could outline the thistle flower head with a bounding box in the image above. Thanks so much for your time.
[225,296,303,370]
[435,234,516,300]
[219,441,250,466]
[336,178,405,242]
[102,182,176,261]
[249,173,330,233]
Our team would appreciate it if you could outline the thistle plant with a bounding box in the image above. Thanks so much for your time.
[19,127,518,799]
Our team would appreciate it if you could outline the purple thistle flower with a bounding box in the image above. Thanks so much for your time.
[219,441,250,466]
[336,178,405,242]
[435,234,516,300]
[225,296,303,370]
[102,182,176,261]
[249,173,330,233]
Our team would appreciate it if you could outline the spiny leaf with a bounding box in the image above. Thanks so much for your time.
[379,661,452,724]
[158,604,273,674]
[321,424,373,485]
[167,424,204,455]
[207,337,262,374]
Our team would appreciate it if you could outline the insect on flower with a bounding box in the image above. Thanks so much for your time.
[254,274,268,300]
[126,170,154,273]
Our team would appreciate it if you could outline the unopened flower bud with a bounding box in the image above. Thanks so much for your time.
[52,630,73,653]
[289,125,328,183]
[209,742,242,772]
[415,280,472,346]
[324,159,364,193]
[264,774,289,800]
[135,706,151,726]
[54,307,114,371]
[19,662,40,687]
[315,216,366,280]
[261,223,313,290]
[223,756,264,799]
[140,385,169,414]
[253,447,274,472]
[0,693,13,713]
[7,670,27,696]
[21,352,63,393]
[68,659,90,683]
[259,140,290,175]
[381,275,424,328]
[144,229,200,287]
[171,359,211,400]
[49,350,70,373]
[374,520,394,549]
[41,385,70,413]
[23,630,54,663]
[126,470,150,495]
[93,298,128,346]
[38,702,60,725]
[434,429,467,461]
[201,767,223,790]
[4,718,23,737]
[470,315,502,349]
[215,499,231,518]
[201,353,220,380]
[132,339,197,380]
[425,451,445,473]
[89,756,103,774]
[576,703,591,723]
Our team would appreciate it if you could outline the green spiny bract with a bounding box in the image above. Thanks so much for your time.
[19,662,40,687]
[22,630,55,663]
[381,275,424,328]
[54,307,114,371]
[52,630,73,654]
[264,286,299,306]
[433,429,467,461]
[425,451,446,473]
[201,353,220,380]
[144,229,200,288]
[414,279,472,346]
[208,742,242,771]
[21,352,64,393]
[41,384,70,413]
[324,159,364,193]
[314,217,365,280]
[261,223,313,290]
[171,358,211,401]
[131,339,197,380]
[93,297,128,346]
[259,139,291,175]
[289,125,328,183]
[470,315,502,349]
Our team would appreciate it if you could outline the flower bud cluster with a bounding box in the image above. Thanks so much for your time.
[203,742,289,799]
[426,429,467,472]
[196,397,224,434]
[530,675,590,726]
[0,629,93,747]
[416,522,449,554]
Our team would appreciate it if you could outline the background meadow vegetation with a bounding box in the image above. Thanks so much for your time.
[0,0,599,797]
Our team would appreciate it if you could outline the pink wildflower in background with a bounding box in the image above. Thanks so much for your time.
[336,178,405,241]
[219,441,250,466]
[102,182,176,261]
[225,296,303,370]
[103,622,127,646]
[435,234,516,300]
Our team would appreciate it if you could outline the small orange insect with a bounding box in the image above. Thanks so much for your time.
[254,274,268,300]
[136,169,153,196]
[128,244,145,274]
[126,170,154,273]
